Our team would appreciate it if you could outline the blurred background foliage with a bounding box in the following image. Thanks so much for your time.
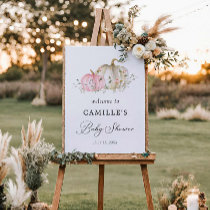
[0,0,130,67]
[1,0,210,110]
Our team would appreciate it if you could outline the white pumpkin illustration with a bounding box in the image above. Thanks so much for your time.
[95,58,128,90]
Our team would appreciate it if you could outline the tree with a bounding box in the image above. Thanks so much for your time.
[0,0,131,103]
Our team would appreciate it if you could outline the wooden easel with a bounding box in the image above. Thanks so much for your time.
[51,8,156,210]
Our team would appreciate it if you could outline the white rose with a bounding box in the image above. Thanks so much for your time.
[143,51,153,59]
[132,44,145,59]
[145,40,156,51]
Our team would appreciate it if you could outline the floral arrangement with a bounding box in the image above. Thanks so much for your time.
[20,119,54,206]
[0,119,54,210]
[157,175,197,210]
[113,5,179,69]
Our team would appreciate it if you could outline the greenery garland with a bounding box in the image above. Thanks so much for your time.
[50,150,95,165]
[50,150,151,166]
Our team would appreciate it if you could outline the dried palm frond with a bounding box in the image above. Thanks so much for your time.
[6,147,31,208]
[143,15,178,38]
[21,119,43,149]
[0,130,11,184]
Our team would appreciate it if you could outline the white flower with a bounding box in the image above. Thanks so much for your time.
[132,44,145,59]
[145,40,156,51]
[117,28,131,42]
[143,51,153,59]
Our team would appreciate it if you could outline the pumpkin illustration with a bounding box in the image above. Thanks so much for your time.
[81,70,105,92]
[95,58,128,90]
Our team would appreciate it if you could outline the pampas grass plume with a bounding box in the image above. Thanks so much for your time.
[157,108,180,120]
[143,15,178,38]
[182,104,210,121]
[0,130,11,184]
[5,147,31,208]
[21,119,43,149]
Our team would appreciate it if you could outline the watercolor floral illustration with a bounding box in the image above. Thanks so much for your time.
[75,58,136,92]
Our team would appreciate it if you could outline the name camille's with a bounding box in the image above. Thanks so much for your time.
[83,109,127,116]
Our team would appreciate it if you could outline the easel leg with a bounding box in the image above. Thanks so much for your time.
[51,165,66,210]
[141,165,154,210]
[98,165,105,210]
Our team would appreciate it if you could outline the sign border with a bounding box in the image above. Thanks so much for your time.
[62,48,149,159]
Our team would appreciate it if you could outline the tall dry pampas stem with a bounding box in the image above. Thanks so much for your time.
[0,130,11,184]
[20,118,54,206]
[143,15,178,38]
[5,147,31,208]
[21,119,43,149]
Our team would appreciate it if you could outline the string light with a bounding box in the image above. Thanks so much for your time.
[50,47,55,52]
[55,21,60,26]
[55,33,61,38]
[65,38,70,45]
[83,38,87,43]
[74,20,79,26]
[56,40,61,46]
[50,39,55,44]
[40,48,45,53]
[0,19,3,24]
[42,16,48,22]
[9,26,14,31]
[36,28,40,32]
[82,21,87,28]
[36,38,41,44]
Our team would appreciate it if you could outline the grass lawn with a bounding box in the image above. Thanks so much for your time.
[0,98,210,209]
